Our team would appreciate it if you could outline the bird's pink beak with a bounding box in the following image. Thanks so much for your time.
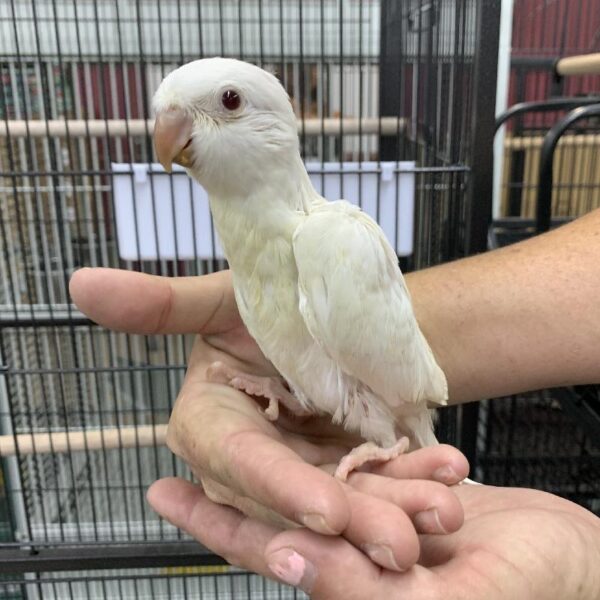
[153,108,194,172]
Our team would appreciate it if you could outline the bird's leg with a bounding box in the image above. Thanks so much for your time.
[334,437,410,482]
[206,361,310,421]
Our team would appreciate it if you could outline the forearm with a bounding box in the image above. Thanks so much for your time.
[408,209,600,404]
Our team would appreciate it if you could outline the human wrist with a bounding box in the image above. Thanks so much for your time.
[405,266,475,405]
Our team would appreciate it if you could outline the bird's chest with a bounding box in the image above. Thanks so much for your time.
[231,238,310,360]
[210,198,324,397]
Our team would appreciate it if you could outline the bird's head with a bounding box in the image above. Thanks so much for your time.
[152,57,299,197]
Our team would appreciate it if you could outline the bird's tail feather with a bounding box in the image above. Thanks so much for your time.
[401,409,439,450]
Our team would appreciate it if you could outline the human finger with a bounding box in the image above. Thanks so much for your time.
[338,486,420,571]
[200,473,429,573]
[371,444,470,485]
[69,267,239,335]
[199,464,461,564]
[264,528,445,599]
[198,474,299,529]
[146,477,280,576]
[345,473,464,535]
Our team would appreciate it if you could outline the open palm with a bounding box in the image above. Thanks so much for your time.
[415,484,600,599]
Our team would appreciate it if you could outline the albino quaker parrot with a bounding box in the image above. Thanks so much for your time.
[152,58,448,481]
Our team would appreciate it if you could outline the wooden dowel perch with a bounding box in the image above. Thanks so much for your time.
[0,117,405,139]
[556,52,600,77]
[0,425,168,457]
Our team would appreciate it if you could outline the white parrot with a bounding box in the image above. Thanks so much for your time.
[152,58,448,481]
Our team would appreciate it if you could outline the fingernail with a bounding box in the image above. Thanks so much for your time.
[361,543,403,572]
[414,508,447,534]
[299,512,337,535]
[433,464,459,484]
[267,548,317,593]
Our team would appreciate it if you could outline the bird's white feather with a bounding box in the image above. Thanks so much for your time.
[153,57,449,450]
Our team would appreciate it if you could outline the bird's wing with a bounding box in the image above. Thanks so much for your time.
[292,201,447,411]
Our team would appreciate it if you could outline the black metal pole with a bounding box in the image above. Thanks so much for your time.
[462,0,501,468]
[507,69,526,216]
[378,0,403,161]
[494,97,600,132]
[0,542,226,573]
[466,0,501,255]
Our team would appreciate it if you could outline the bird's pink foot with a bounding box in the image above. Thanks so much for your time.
[334,437,410,482]
[206,361,309,420]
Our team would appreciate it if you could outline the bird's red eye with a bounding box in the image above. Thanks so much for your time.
[221,90,241,111]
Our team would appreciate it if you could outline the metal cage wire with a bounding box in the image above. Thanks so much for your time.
[0,570,308,600]
[3,1,596,599]
[0,0,489,556]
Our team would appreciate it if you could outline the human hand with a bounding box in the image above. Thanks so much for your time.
[148,476,600,599]
[70,267,469,572]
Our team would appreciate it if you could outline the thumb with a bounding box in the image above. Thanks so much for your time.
[69,267,239,334]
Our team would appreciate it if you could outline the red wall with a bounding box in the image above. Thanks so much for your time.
[510,0,600,105]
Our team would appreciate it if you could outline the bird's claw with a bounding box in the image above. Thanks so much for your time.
[334,437,410,482]
[260,398,280,421]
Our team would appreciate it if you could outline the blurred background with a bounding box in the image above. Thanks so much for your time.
[0,0,599,598]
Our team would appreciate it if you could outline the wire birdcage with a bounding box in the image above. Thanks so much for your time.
[0,0,519,597]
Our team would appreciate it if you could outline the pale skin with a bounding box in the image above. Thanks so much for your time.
[69,209,600,599]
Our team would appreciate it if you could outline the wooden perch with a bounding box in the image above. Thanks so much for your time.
[556,52,600,77]
[0,425,168,457]
[0,117,405,139]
